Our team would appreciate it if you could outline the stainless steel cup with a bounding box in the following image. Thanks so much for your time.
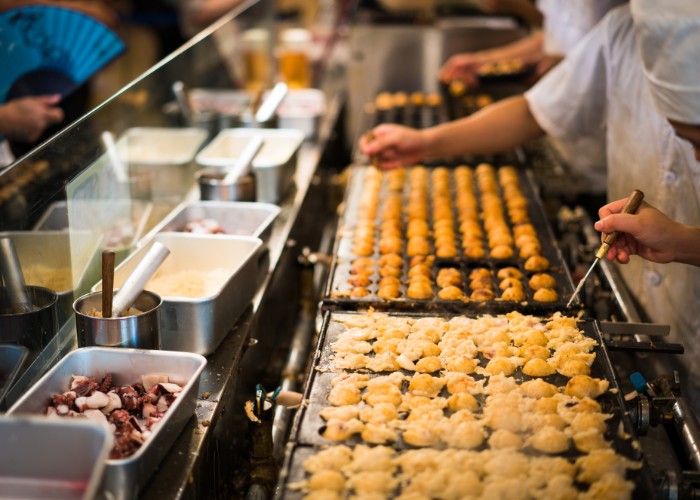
[197,168,256,202]
[73,290,162,349]
[0,286,58,352]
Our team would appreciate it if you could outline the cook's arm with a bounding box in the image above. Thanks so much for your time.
[423,95,545,157]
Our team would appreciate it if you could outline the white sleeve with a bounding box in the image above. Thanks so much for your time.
[524,7,625,141]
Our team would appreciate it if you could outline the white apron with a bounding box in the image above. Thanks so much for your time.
[526,5,700,408]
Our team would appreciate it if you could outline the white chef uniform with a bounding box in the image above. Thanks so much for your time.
[525,5,700,407]
[535,0,626,196]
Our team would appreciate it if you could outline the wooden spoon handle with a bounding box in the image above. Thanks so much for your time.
[102,250,115,318]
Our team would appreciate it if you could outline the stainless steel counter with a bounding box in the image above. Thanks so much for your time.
[136,64,346,499]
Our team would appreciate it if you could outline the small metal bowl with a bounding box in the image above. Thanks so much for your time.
[196,168,256,202]
[0,286,58,352]
[73,290,162,349]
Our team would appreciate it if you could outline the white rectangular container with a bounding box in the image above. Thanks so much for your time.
[195,128,304,203]
[8,347,207,500]
[94,233,264,355]
[0,416,111,500]
[140,201,280,246]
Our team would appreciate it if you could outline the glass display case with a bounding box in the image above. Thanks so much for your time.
[0,0,289,407]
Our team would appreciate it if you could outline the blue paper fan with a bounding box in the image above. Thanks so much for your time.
[0,5,125,103]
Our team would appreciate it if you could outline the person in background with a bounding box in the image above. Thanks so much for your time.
[477,0,542,30]
[361,0,700,408]
[178,0,246,36]
[0,95,64,168]
[441,1,626,210]
[596,198,700,267]
[440,0,624,86]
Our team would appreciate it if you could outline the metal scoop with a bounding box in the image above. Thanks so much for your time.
[254,82,288,125]
[567,189,644,307]
[0,238,33,313]
[111,241,170,318]
[222,135,265,185]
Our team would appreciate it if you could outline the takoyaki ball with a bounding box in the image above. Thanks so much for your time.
[379,253,403,268]
[426,92,442,107]
[433,218,455,231]
[407,237,430,256]
[408,264,432,278]
[506,195,528,210]
[470,275,493,290]
[348,275,372,287]
[410,255,434,267]
[407,274,432,286]
[380,219,401,231]
[529,273,557,290]
[375,92,394,110]
[497,267,523,280]
[524,255,550,272]
[435,236,457,249]
[410,91,425,106]
[454,165,473,177]
[438,286,467,301]
[501,287,526,302]
[533,288,558,302]
[464,246,486,259]
[461,236,483,249]
[484,217,508,233]
[433,206,453,221]
[491,245,514,259]
[407,219,430,239]
[513,224,537,239]
[377,285,401,300]
[515,234,540,249]
[476,94,493,108]
[469,268,491,280]
[488,233,514,248]
[499,277,523,290]
[386,176,405,193]
[350,286,370,298]
[437,268,462,288]
[470,288,495,302]
[436,245,458,259]
[352,257,375,268]
[349,265,374,278]
[393,91,408,107]
[379,276,401,288]
[509,208,530,225]
[519,242,542,259]
[408,205,429,220]
[460,221,483,238]
[379,236,402,255]
[352,240,374,256]
[407,282,434,299]
[379,265,402,278]
[449,79,467,97]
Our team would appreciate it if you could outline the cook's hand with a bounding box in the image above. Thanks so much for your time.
[594,199,680,264]
[439,53,485,86]
[359,124,428,170]
[1,95,64,143]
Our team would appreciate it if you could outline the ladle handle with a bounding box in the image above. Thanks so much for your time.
[111,241,170,318]
[172,81,194,125]
[101,250,115,319]
[222,135,265,184]
[254,82,288,124]
[0,237,32,313]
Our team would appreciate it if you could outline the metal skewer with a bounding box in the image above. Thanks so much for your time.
[567,189,644,307]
